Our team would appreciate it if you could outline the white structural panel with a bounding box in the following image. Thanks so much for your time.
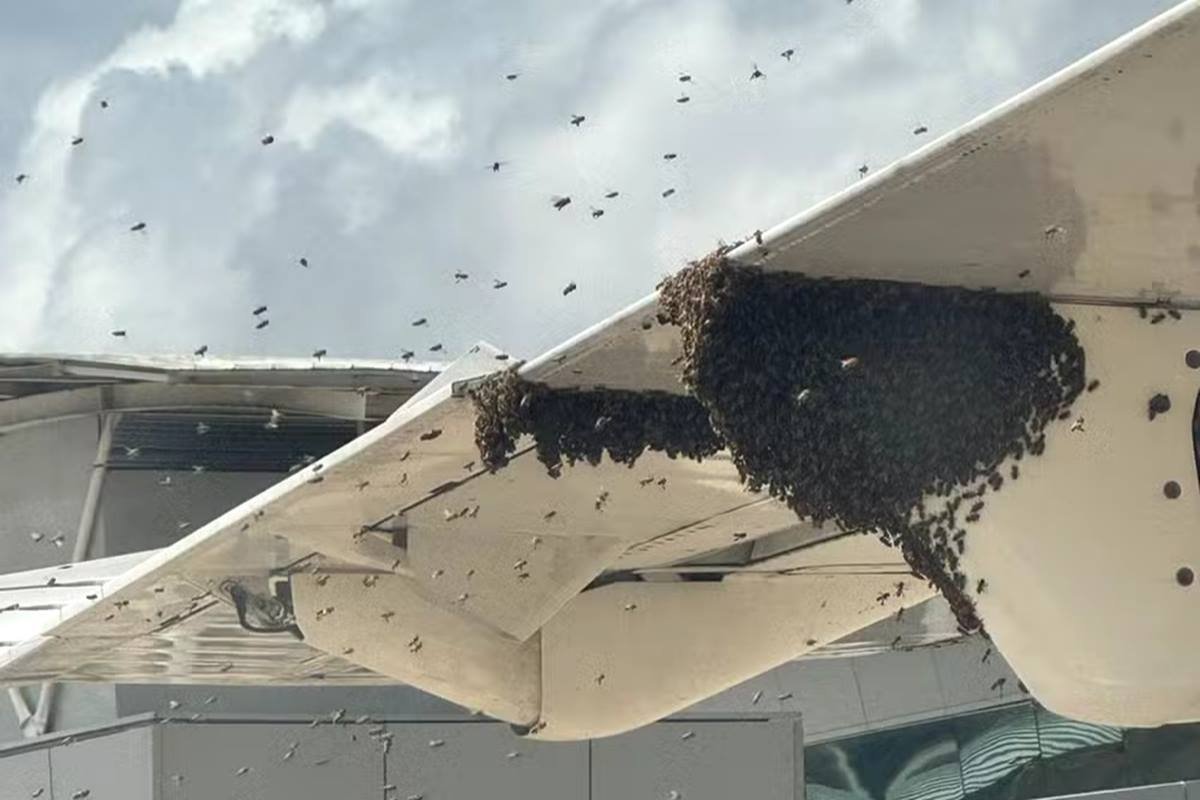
[960,306,1200,727]
[293,572,542,725]
[537,562,931,740]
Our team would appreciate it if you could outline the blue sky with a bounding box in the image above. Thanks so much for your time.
[0,0,1180,361]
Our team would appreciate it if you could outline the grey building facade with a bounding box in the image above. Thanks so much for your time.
[1,354,1198,800]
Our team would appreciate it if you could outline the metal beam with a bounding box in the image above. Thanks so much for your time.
[7,688,32,733]
[21,412,120,738]
[0,383,377,434]
[72,412,118,563]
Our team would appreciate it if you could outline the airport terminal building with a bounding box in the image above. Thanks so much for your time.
[0,354,1197,800]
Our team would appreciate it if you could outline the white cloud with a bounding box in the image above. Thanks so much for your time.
[110,0,326,80]
[967,26,1023,80]
[281,74,461,160]
[0,0,1177,360]
[0,0,331,350]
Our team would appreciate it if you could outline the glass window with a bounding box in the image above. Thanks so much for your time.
[109,412,362,473]
[955,703,1040,796]
[806,718,963,800]
[808,702,1200,800]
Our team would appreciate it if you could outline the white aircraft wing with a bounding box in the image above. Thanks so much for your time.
[0,338,923,737]
[516,0,1200,732]
[0,552,386,686]
[4,0,1200,739]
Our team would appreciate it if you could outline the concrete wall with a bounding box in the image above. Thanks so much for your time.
[0,714,802,800]
[686,635,1020,743]
[158,721,385,800]
[0,747,49,799]
[159,716,800,800]
[593,718,801,800]
[0,725,154,800]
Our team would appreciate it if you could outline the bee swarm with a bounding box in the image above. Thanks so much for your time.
[473,254,1086,633]
[472,371,721,474]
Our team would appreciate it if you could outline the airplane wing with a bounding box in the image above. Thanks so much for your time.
[0,342,926,737]
[4,0,1200,739]
[0,552,384,685]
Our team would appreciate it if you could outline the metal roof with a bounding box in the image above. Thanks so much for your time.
[0,352,451,431]
[0,353,447,399]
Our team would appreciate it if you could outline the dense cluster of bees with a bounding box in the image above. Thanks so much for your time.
[474,254,1087,632]
[472,368,721,474]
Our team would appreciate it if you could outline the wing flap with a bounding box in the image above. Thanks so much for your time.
[406,531,625,641]
[538,556,935,740]
[292,572,540,723]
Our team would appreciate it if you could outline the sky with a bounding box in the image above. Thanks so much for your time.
[0,0,1182,363]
